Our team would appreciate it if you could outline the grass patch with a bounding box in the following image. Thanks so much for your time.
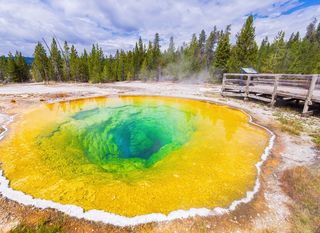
[273,110,306,135]
[282,166,320,233]
[275,115,304,135]
[261,229,278,233]
[10,221,62,233]
[312,135,320,147]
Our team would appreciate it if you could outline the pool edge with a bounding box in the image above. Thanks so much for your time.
[0,95,275,227]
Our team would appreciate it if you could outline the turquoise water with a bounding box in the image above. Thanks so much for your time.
[45,102,197,172]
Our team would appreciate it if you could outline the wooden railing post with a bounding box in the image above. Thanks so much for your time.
[271,74,280,107]
[221,73,226,95]
[244,75,251,100]
[302,74,318,115]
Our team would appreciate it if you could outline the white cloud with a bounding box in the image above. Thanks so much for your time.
[255,4,320,44]
[0,0,319,56]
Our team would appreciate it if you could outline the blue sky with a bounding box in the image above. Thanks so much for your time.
[281,0,320,14]
[0,0,320,56]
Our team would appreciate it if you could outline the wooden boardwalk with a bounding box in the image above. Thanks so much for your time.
[221,73,320,115]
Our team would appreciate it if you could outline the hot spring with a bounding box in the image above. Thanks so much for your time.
[0,96,271,219]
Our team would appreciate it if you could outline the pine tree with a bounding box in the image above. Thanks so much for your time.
[305,18,317,43]
[126,51,134,80]
[198,29,206,68]
[168,36,176,61]
[228,15,258,72]
[140,57,148,81]
[270,31,288,73]
[205,26,218,70]
[49,38,63,81]
[15,51,29,82]
[168,36,175,51]
[287,27,320,74]
[117,50,126,81]
[187,33,201,72]
[0,56,7,81]
[153,33,161,80]
[287,33,301,73]
[136,37,145,80]
[69,45,79,81]
[111,52,119,81]
[132,37,145,80]
[32,42,49,82]
[214,26,231,72]
[79,49,89,82]
[88,44,104,82]
[299,37,319,74]
[316,22,320,43]
[62,41,71,81]
[6,53,17,82]
[133,42,140,79]
[145,41,154,79]
[256,37,271,72]
[288,32,297,48]
[102,56,114,82]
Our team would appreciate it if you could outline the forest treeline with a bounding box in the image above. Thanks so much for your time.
[0,16,320,83]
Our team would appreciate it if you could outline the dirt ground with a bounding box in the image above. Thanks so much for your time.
[0,81,319,233]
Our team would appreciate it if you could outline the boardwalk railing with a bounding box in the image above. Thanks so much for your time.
[221,73,320,115]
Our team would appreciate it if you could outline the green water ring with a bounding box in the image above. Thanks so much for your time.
[40,103,197,173]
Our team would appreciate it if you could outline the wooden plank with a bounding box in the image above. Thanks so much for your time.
[225,79,244,82]
[278,79,310,83]
[224,85,245,91]
[221,92,245,97]
[224,89,244,94]
[252,80,277,84]
[247,87,273,95]
[221,73,226,93]
[271,75,280,107]
[303,75,318,114]
[244,75,251,100]
[312,98,320,103]
[277,93,306,100]
[255,79,310,83]
[225,73,315,78]
[282,97,295,101]
[247,94,272,103]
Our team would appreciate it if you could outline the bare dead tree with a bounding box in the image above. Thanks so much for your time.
[54,35,71,81]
